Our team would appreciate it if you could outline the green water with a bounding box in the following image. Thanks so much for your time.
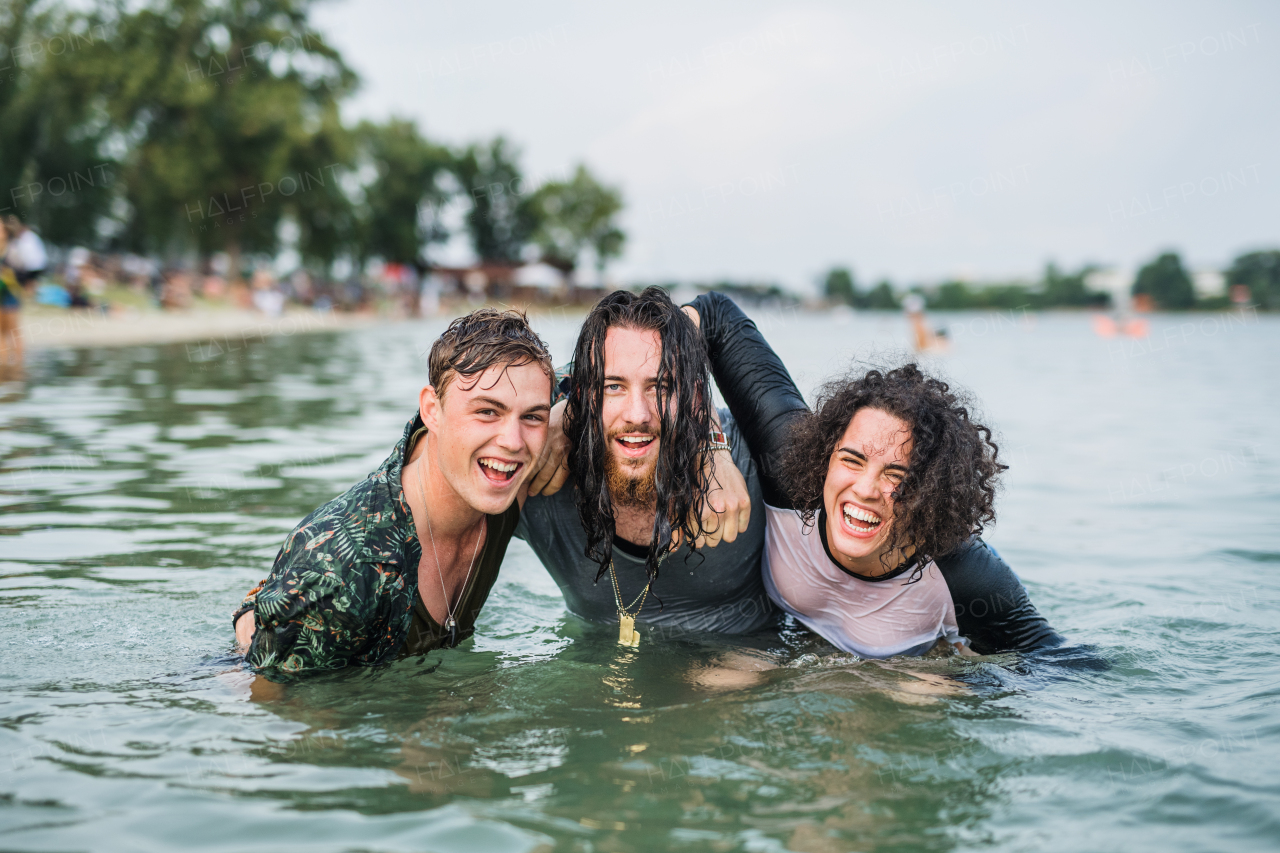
[2,310,1277,852]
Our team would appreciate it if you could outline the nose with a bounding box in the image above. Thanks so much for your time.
[623,387,655,429]
[494,412,525,455]
[851,466,882,504]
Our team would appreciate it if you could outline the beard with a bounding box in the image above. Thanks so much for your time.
[604,430,658,508]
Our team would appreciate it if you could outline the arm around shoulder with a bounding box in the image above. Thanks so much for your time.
[684,292,809,508]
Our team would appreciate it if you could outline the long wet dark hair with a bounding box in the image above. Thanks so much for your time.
[781,363,1005,578]
[564,287,715,586]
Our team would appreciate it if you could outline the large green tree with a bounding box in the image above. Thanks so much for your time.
[1040,261,1107,307]
[1133,251,1195,310]
[351,118,453,271]
[526,164,624,277]
[451,136,537,264]
[822,267,856,305]
[1,1,118,246]
[864,279,899,309]
[74,0,356,274]
[1225,250,1280,310]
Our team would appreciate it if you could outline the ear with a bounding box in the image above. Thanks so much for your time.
[420,385,443,433]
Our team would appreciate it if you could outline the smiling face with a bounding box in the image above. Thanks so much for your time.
[423,360,552,515]
[822,407,914,575]
[601,325,664,507]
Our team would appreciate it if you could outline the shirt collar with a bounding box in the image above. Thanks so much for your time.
[360,411,425,566]
[816,507,920,583]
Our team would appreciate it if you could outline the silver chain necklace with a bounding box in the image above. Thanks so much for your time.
[415,440,484,646]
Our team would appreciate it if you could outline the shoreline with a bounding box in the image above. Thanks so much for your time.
[16,301,1262,353]
[21,306,389,351]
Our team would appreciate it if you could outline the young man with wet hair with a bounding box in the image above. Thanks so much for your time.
[232,308,555,673]
[518,287,767,641]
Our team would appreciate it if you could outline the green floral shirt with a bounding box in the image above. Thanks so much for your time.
[234,414,427,674]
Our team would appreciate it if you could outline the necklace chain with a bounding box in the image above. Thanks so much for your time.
[608,547,667,616]
[609,561,650,616]
[415,439,483,640]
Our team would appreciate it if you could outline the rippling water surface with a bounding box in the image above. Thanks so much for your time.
[2,308,1277,852]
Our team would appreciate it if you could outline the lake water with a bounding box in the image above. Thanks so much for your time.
[2,307,1277,852]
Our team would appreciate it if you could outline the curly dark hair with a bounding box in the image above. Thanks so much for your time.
[781,363,1005,576]
[564,287,714,587]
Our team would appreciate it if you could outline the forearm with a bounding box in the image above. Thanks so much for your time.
[685,292,809,507]
[936,538,1063,654]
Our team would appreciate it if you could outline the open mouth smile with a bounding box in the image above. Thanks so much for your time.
[478,457,522,484]
[841,502,883,537]
[614,434,656,459]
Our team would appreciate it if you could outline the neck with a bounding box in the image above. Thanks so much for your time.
[611,493,659,546]
[407,432,484,540]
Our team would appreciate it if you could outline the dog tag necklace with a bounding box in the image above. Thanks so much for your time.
[417,450,483,647]
[608,550,666,649]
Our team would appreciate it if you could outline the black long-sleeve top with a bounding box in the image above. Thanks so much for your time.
[688,291,1064,654]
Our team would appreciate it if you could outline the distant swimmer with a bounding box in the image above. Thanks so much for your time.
[903,293,949,353]
[1092,292,1149,339]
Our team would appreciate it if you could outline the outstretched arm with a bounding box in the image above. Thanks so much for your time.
[684,292,809,508]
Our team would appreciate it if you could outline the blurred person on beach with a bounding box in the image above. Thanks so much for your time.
[0,221,24,368]
[251,268,285,317]
[232,309,554,674]
[4,216,47,291]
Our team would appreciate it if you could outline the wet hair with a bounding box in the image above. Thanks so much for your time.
[781,363,1005,577]
[564,287,714,587]
[428,308,554,400]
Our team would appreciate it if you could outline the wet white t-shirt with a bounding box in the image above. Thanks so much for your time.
[763,505,963,658]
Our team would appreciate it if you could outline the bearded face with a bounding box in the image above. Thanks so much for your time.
[600,326,663,509]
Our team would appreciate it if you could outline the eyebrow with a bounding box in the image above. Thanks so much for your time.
[604,375,661,384]
[472,396,511,412]
[473,396,551,415]
[839,446,909,472]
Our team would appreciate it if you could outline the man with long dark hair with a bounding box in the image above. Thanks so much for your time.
[516,287,772,642]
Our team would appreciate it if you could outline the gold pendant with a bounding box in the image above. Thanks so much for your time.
[617,612,640,648]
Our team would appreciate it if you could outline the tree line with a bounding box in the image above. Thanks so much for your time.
[0,0,625,282]
[824,249,1280,311]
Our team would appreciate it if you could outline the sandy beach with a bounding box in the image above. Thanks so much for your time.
[20,306,383,351]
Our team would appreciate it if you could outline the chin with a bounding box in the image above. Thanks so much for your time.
[832,534,879,562]
[468,486,518,515]
[465,466,525,513]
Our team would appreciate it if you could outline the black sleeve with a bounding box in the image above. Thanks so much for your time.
[687,292,810,508]
[936,537,1064,654]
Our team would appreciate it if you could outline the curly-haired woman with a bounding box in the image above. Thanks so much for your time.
[684,292,1054,658]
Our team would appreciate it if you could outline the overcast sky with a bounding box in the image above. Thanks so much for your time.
[312,0,1279,292]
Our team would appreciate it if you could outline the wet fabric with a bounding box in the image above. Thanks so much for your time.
[764,505,962,657]
[233,412,518,673]
[688,291,1064,654]
[516,408,777,635]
